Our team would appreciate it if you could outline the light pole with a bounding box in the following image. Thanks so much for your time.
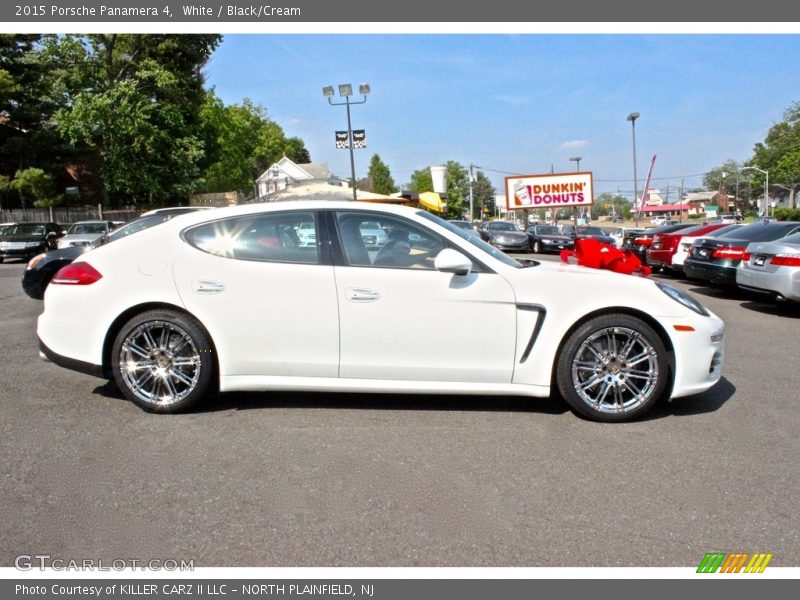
[323,83,370,201]
[627,112,640,226]
[569,156,582,226]
[740,166,769,217]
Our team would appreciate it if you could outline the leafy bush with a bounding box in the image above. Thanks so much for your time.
[773,207,800,221]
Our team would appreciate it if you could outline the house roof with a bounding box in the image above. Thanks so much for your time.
[268,181,404,203]
[256,157,331,182]
[684,191,719,202]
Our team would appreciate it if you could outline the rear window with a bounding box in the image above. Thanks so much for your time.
[723,222,800,242]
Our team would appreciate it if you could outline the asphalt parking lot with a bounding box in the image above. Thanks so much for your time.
[1,256,799,568]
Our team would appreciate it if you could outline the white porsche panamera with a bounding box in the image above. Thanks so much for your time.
[37,201,725,422]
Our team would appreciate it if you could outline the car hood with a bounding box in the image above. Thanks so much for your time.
[61,233,103,243]
[537,234,573,241]
[489,231,527,238]
[503,259,693,318]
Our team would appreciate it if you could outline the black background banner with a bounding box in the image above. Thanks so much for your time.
[3,0,800,22]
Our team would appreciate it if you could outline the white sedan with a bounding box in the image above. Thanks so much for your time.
[37,201,725,422]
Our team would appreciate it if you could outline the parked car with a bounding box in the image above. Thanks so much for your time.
[0,222,63,263]
[56,220,117,249]
[23,209,209,299]
[524,224,574,254]
[684,221,800,287]
[736,232,800,302]
[448,220,481,239]
[621,223,695,265]
[479,221,530,252]
[38,201,725,422]
[672,224,743,274]
[359,220,388,247]
[574,226,616,246]
[646,223,731,273]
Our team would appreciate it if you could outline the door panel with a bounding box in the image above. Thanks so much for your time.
[173,211,339,378]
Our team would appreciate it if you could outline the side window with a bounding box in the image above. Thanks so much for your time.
[335,212,445,270]
[185,211,320,264]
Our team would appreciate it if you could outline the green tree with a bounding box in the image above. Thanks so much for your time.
[199,94,308,196]
[748,102,800,209]
[284,136,311,164]
[11,167,56,208]
[367,154,397,195]
[472,170,495,220]
[52,34,221,206]
[703,159,743,193]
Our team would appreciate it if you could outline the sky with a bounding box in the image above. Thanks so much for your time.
[205,34,800,201]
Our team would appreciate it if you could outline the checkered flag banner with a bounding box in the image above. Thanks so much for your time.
[352,130,366,149]
[335,131,349,149]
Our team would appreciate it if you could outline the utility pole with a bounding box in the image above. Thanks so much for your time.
[679,178,684,222]
[469,163,475,222]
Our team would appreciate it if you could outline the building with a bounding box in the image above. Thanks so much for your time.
[255,157,348,199]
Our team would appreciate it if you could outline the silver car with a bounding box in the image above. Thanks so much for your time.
[57,220,116,249]
[736,232,800,301]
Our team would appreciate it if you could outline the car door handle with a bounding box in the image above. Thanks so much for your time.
[192,280,226,294]
[345,288,381,302]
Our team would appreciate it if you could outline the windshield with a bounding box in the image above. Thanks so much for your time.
[449,221,475,231]
[68,222,108,234]
[416,211,524,269]
[3,223,45,236]
[534,225,559,235]
[487,222,519,232]
[578,226,604,235]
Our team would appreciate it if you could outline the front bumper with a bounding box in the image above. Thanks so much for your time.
[665,311,726,398]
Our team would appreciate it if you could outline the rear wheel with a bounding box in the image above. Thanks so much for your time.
[532,240,541,253]
[111,309,215,413]
[556,314,669,422]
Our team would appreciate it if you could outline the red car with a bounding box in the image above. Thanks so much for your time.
[646,223,731,272]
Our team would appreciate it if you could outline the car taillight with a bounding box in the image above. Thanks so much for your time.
[711,246,747,260]
[771,254,800,267]
[633,237,652,247]
[741,252,751,262]
[51,262,103,285]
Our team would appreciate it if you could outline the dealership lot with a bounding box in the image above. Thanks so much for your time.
[1,258,799,567]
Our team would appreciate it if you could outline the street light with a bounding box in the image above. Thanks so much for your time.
[627,112,640,226]
[569,156,582,226]
[323,82,370,201]
[740,166,769,217]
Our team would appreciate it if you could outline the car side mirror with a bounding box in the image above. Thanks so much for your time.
[46,232,56,240]
[435,248,472,276]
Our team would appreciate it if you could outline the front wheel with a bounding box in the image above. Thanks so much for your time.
[111,309,215,413]
[556,314,669,422]
[532,240,541,253]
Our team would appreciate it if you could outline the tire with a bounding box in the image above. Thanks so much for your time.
[556,314,669,422]
[0,257,4,263]
[111,309,215,413]
[532,240,541,254]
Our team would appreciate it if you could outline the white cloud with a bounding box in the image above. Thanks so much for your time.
[560,140,590,149]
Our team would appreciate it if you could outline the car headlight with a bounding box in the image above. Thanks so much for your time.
[656,283,710,316]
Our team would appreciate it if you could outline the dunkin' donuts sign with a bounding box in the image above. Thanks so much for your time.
[505,172,594,210]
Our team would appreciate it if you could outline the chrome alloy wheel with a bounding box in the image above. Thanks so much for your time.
[118,320,201,407]
[570,326,660,415]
